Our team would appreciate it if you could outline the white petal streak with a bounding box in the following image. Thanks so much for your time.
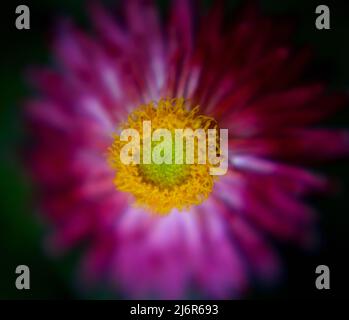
[230,155,327,188]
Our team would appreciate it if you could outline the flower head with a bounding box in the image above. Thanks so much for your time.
[108,98,221,214]
[25,0,349,299]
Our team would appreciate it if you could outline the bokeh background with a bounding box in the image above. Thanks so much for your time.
[0,0,348,299]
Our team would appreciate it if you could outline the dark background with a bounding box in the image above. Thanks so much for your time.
[0,0,348,299]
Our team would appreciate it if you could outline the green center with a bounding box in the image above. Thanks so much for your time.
[139,138,190,189]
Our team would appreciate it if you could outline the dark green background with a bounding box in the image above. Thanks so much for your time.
[0,0,348,299]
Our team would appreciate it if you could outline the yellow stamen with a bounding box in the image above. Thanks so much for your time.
[108,98,219,215]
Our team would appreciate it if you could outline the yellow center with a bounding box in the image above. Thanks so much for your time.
[108,98,219,215]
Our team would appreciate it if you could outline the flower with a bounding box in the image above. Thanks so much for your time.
[25,0,349,299]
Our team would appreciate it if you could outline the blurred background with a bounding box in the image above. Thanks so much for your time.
[0,0,348,299]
